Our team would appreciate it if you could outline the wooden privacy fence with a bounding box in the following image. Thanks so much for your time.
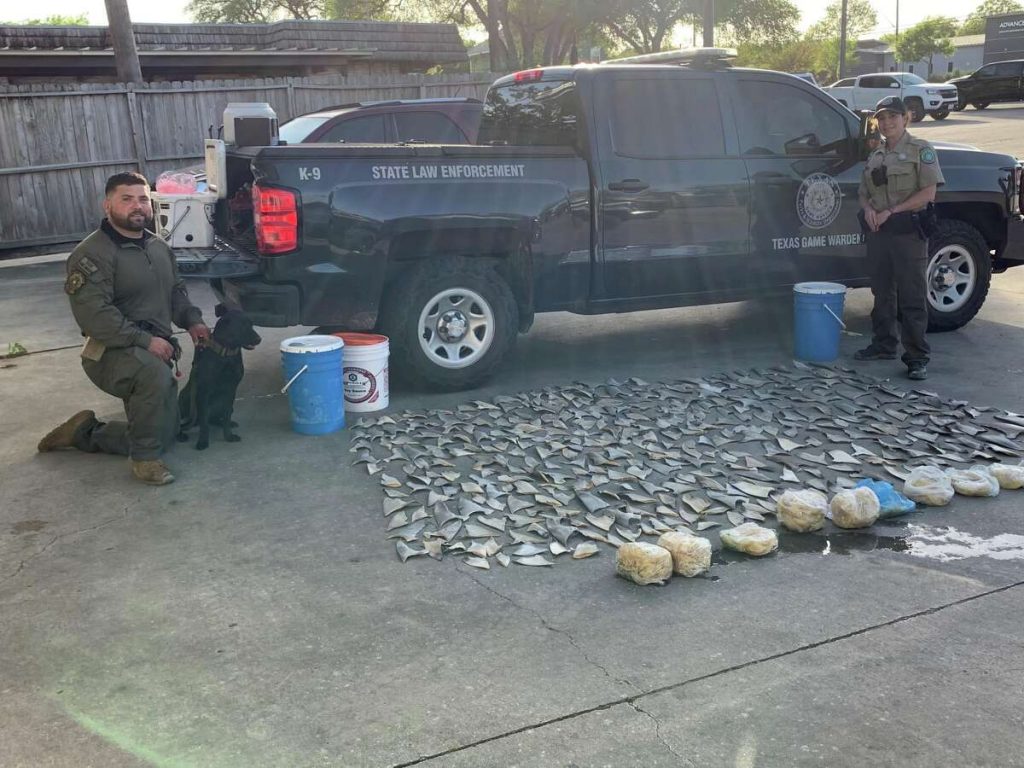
[0,72,496,250]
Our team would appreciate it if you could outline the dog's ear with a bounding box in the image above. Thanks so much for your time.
[215,303,227,318]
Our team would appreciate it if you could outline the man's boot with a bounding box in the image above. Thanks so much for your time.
[37,410,96,452]
[131,459,175,486]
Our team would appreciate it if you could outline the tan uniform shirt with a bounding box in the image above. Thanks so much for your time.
[859,131,945,211]
[65,220,203,351]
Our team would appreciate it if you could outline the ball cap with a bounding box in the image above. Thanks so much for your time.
[873,95,908,117]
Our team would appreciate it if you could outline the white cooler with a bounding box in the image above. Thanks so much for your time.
[153,191,217,248]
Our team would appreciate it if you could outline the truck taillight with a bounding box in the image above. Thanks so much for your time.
[1017,166,1023,214]
[253,185,298,255]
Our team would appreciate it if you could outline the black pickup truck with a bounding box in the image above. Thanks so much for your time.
[196,52,1024,390]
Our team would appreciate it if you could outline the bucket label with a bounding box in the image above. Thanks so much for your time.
[344,367,378,404]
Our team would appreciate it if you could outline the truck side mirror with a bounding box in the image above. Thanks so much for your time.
[857,111,878,161]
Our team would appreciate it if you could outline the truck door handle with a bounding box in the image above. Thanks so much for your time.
[608,179,649,192]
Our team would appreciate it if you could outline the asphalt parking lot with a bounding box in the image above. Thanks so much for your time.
[2,106,1024,768]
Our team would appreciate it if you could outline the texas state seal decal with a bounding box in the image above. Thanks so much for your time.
[796,173,843,229]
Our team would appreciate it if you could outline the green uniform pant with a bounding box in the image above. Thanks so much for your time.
[867,229,930,366]
[78,346,179,461]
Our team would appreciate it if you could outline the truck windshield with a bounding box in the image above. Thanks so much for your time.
[479,79,580,146]
[278,115,331,144]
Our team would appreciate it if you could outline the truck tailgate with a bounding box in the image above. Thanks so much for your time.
[174,238,261,279]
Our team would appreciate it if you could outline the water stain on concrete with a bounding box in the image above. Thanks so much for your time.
[11,519,48,535]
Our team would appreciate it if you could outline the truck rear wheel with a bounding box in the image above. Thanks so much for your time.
[972,101,990,110]
[926,219,991,332]
[381,259,518,390]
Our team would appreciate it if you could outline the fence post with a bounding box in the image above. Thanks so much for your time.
[125,84,149,179]
[286,77,296,119]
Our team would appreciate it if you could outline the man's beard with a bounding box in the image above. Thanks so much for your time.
[110,210,150,232]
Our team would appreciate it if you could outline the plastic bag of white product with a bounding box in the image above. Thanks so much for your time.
[615,542,673,585]
[829,487,880,529]
[657,532,712,577]
[777,489,827,533]
[154,170,198,194]
[720,523,778,557]
[947,465,1000,497]
[989,463,1024,490]
[903,465,954,506]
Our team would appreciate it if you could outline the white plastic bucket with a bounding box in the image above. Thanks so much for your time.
[334,333,389,412]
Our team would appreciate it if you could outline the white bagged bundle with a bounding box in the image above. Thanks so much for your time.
[830,487,880,529]
[657,532,712,577]
[903,466,954,506]
[615,542,673,585]
[720,523,778,557]
[947,465,1000,497]
[989,463,1024,490]
[777,489,827,533]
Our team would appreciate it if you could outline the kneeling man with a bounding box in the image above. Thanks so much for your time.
[38,172,209,485]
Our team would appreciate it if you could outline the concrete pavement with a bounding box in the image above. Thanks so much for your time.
[2,260,1024,767]
[4,107,1024,767]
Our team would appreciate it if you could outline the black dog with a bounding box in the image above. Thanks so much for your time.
[178,305,261,450]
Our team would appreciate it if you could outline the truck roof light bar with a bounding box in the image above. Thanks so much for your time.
[602,47,737,68]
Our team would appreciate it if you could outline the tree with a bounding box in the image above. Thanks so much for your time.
[719,0,800,46]
[805,0,877,82]
[959,0,1023,35]
[599,0,694,55]
[7,14,90,24]
[187,0,326,23]
[736,38,821,73]
[893,16,958,76]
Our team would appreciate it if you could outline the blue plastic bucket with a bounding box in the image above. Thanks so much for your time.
[793,282,847,362]
[280,335,346,435]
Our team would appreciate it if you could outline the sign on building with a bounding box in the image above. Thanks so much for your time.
[985,12,1024,63]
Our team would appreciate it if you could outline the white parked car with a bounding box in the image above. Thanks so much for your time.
[822,72,958,121]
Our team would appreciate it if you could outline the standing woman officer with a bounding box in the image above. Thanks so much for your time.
[855,95,944,381]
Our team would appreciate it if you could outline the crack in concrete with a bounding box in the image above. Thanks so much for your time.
[391,578,1024,768]
[1,506,130,585]
[456,565,639,693]
[627,700,693,766]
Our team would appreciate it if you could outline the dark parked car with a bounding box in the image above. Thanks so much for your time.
[949,60,1024,110]
[277,97,483,145]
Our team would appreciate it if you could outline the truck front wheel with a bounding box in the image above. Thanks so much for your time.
[381,259,519,390]
[930,108,950,120]
[926,219,991,332]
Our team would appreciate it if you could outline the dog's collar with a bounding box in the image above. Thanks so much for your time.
[202,337,241,357]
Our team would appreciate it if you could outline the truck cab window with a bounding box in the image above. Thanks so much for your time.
[608,77,724,158]
[394,112,465,143]
[736,81,848,157]
[479,79,580,146]
[320,115,387,143]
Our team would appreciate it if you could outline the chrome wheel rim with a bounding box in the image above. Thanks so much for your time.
[928,245,976,313]
[418,287,495,369]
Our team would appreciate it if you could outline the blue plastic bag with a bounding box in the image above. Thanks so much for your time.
[854,479,916,518]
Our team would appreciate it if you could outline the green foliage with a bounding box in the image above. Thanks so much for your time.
[958,0,1023,35]
[893,16,957,75]
[328,0,396,19]
[735,38,821,74]
[8,13,89,24]
[188,0,299,22]
[720,0,800,45]
[804,0,876,82]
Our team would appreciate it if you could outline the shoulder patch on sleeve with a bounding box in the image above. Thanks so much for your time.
[77,256,99,275]
[64,271,87,296]
[920,147,936,164]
